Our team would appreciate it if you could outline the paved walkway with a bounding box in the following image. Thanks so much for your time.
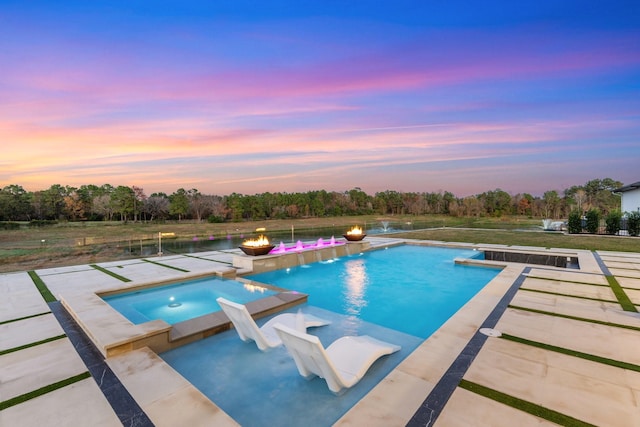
[1,241,639,426]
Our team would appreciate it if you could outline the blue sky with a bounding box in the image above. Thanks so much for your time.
[1,1,639,196]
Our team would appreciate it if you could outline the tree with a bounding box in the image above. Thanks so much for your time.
[567,178,622,215]
[516,193,533,216]
[542,190,560,219]
[63,194,85,220]
[143,195,169,221]
[111,186,135,221]
[132,186,146,222]
[462,196,482,217]
[0,185,32,220]
[92,194,113,220]
[169,188,190,221]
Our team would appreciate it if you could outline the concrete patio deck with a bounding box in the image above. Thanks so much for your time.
[1,239,639,426]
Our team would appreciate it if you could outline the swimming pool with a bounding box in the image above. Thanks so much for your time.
[103,277,276,325]
[161,245,501,426]
[247,245,498,338]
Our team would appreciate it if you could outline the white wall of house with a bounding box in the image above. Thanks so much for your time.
[622,188,640,213]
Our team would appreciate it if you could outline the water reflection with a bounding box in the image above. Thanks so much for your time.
[342,258,368,316]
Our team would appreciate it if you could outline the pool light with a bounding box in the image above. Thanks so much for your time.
[168,296,182,308]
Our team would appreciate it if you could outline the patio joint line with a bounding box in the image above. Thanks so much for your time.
[89,264,132,282]
[28,270,56,302]
[405,267,530,427]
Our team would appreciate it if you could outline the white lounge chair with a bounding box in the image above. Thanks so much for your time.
[273,323,401,394]
[216,297,330,351]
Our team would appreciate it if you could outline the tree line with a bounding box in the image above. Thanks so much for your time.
[0,178,626,223]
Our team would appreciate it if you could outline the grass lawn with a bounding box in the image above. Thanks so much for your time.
[392,228,640,253]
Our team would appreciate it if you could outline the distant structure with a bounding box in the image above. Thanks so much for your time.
[614,181,640,213]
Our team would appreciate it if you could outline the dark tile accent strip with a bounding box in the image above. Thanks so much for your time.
[592,252,613,275]
[405,267,530,427]
[592,252,637,312]
[48,301,154,427]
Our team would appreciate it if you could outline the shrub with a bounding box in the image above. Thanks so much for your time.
[1,222,21,230]
[627,211,640,237]
[567,210,582,234]
[585,209,600,234]
[28,220,58,227]
[207,215,225,223]
[605,210,622,235]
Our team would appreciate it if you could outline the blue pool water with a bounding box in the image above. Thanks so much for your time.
[103,277,276,325]
[161,245,501,426]
[248,245,498,338]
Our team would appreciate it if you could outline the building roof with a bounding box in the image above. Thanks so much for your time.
[614,181,640,193]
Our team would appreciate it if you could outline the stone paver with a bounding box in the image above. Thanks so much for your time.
[464,338,640,427]
[604,260,640,270]
[609,268,640,279]
[1,338,88,401]
[0,313,64,351]
[521,276,616,301]
[40,268,125,297]
[618,276,640,290]
[511,290,640,328]
[624,288,640,306]
[526,268,608,286]
[436,387,556,426]
[0,272,50,322]
[497,307,640,366]
[1,378,121,427]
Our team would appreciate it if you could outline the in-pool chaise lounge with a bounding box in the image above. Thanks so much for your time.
[216,297,330,351]
[273,323,401,394]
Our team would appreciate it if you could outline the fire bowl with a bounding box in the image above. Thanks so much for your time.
[343,234,366,241]
[239,245,275,256]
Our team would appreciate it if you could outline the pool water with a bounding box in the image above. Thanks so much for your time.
[161,245,501,426]
[248,245,497,338]
[162,306,420,427]
[103,277,276,325]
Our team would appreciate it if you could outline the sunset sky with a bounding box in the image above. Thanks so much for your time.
[2,1,639,197]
